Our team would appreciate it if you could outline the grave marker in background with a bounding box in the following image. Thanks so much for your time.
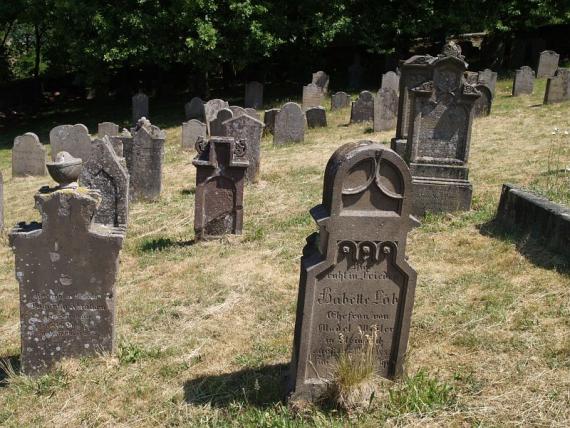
[473,84,493,117]
[478,69,498,96]
[381,71,400,93]
[224,114,264,183]
[374,88,398,132]
[273,102,305,145]
[306,107,327,128]
[311,71,330,93]
[182,120,207,151]
[132,92,149,123]
[205,99,229,133]
[49,124,92,162]
[12,133,46,177]
[536,50,560,78]
[512,66,535,96]
[331,92,351,110]
[544,68,570,104]
[302,83,325,111]
[185,97,205,121]
[350,91,374,123]
[244,81,263,109]
[264,108,280,135]
[210,108,233,137]
[98,122,120,139]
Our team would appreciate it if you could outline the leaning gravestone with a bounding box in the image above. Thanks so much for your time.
[9,184,125,375]
[331,92,351,110]
[192,137,249,240]
[350,91,375,123]
[79,137,129,227]
[98,122,120,139]
[204,99,229,134]
[181,119,207,151]
[288,141,418,403]
[306,107,327,128]
[536,50,560,78]
[312,71,330,93]
[12,133,46,177]
[544,68,570,105]
[49,124,93,162]
[185,97,205,121]
[263,108,280,135]
[478,69,498,96]
[381,71,400,93]
[302,83,325,111]
[273,102,305,145]
[473,84,493,117]
[244,81,263,109]
[373,88,398,132]
[132,92,149,123]
[512,66,535,96]
[210,108,233,137]
[224,114,264,183]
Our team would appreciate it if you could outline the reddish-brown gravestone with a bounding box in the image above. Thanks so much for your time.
[288,141,418,403]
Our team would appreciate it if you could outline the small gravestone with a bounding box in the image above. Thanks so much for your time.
[381,71,400,93]
[192,137,249,239]
[537,50,560,78]
[331,92,351,110]
[245,108,260,121]
[512,66,535,96]
[49,124,92,162]
[474,84,493,117]
[306,107,327,128]
[204,99,229,127]
[98,122,120,139]
[229,106,246,117]
[185,97,205,121]
[288,141,418,403]
[544,68,570,104]
[312,71,330,93]
[12,133,46,177]
[273,102,305,145]
[132,92,149,123]
[9,186,125,375]
[478,69,498,96]
[224,114,265,183]
[302,83,325,111]
[374,88,398,131]
[210,108,233,137]
[350,91,375,123]
[182,120,207,150]
[264,108,280,135]
[79,137,129,227]
[244,81,263,109]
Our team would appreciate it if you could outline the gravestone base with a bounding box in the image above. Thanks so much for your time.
[390,138,407,158]
[411,178,472,216]
[409,163,469,180]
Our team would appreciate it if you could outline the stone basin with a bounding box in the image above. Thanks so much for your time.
[46,151,83,188]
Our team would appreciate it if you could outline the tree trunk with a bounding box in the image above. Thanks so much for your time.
[34,24,41,79]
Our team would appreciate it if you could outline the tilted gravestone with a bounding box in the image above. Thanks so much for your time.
[49,124,93,162]
[331,92,351,110]
[244,81,263,109]
[204,99,229,133]
[185,97,205,121]
[210,108,233,137]
[350,91,375,123]
[536,50,560,78]
[192,137,249,240]
[288,141,418,403]
[97,122,120,139]
[79,137,129,227]
[132,92,149,123]
[223,114,265,183]
[12,133,46,177]
[473,84,493,117]
[381,71,400,93]
[302,83,325,111]
[181,119,207,151]
[245,108,260,121]
[263,108,280,135]
[374,88,398,132]
[9,187,125,375]
[273,102,305,145]
[544,68,570,105]
[477,69,498,96]
[306,107,327,128]
[230,106,246,117]
[512,66,535,96]
[312,71,330,93]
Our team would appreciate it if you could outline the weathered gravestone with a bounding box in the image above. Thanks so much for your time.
[132,92,149,124]
[374,88,398,132]
[181,119,207,151]
[245,108,260,121]
[223,114,264,183]
[273,102,305,145]
[210,108,233,137]
[192,137,249,240]
[350,91,375,123]
[185,97,205,121]
[306,107,327,128]
[312,71,330,93]
[473,84,493,117]
[381,71,400,93]
[204,99,229,133]
[288,141,418,403]
[512,66,535,96]
[263,108,280,135]
[12,133,46,177]
[79,137,129,227]
[97,122,120,139]
[478,69,498,96]
[544,68,570,105]
[244,81,263,109]
[302,83,325,111]
[331,92,351,110]
[49,124,93,162]
[229,106,246,117]
[536,50,560,78]
[9,185,125,375]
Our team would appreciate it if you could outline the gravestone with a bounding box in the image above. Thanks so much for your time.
[210,108,233,137]
[381,71,400,93]
[350,91,375,123]
[79,137,129,227]
[288,141,418,403]
[544,68,570,104]
[12,133,46,177]
[182,120,207,150]
[49,124,92,162]
[473,84,493,117]
[97,122,120,139]
[245,108,260,120]
[302,83,325,111]
[373,88,398,132]
[312,71,330,93]
[192,137,249,240]
[306,107,327,128]
[263,108,280,135]
[204,99,229,133]
[273,102,305,145]
[132,92,149,123]
[331,92,351,110]
[536,50,560,78]
[224,114,264,183]
[185,97,205,121]
[9,187,125,375]
[244,81,263,109]
[477,69,498,96]
[229,106,246,117]
[512,66,535,96]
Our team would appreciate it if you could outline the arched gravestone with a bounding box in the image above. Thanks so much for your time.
[210,108,233,137]
[192,137,249,240]
[311,71,330,93]
[512,66,535,96]
[331,92,351,110]
[273,102,305,145]
[374,88,398,132]
[181,119,207,151]
[302,83,325,111]
[49,124,92,162]
[473,84,493,117]
[288,141,418,403]
[536,50,560,78]
[381,71,400,93]
[544,68,570,105]
[350,91,375,123]
[244,81,263,109]
[132,92,149,123]
[185,97,205,121]
[305,106,327,128]
[223,114,265,183]
[79,137,129,227]
[97,122,119,139]
[12,133,46,177]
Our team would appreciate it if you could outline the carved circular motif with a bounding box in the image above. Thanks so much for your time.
[234,139,247,157]
[342,158,375,195]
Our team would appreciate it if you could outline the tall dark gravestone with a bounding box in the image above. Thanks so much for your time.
[192,137,249,240]
[288,141,418,403]
[132,92,149,123]
[244,81,264,109]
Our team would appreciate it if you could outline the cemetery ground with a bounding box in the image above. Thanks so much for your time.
[0,78,569,426]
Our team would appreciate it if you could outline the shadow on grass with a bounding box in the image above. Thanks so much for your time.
[181,188,195,196]
[139,237,196,253]
[0,355,21,387]
[183,363,288,408]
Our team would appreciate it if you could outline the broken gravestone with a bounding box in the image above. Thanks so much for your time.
[182,120,207,151]
[350,91,375,123]
[312,71,330,93]
[185,97,205,121]
[512,66,535,96]
[132,92,149,124]
[244,81,264,109]
[288,141,418,403]
[12,133,46,177]
[223,113,265,183]
[263,108,280,135]
[192,137,249,240]
[373,88,398,132]
[306,107,327,128]
[536,50,560,78]
[302,83,325,111]
[381,71,400,93]
[544,68,570,105]
[97,122,120,139]
[331,92,351,110]
[210,108,233,137]
[473,84,493,117]
[49,124,93,162]
[273,102,305,145]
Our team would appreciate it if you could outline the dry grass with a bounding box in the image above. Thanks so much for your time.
[1,79,569,427]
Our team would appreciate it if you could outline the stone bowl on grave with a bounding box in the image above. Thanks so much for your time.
[46,151,83,188]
